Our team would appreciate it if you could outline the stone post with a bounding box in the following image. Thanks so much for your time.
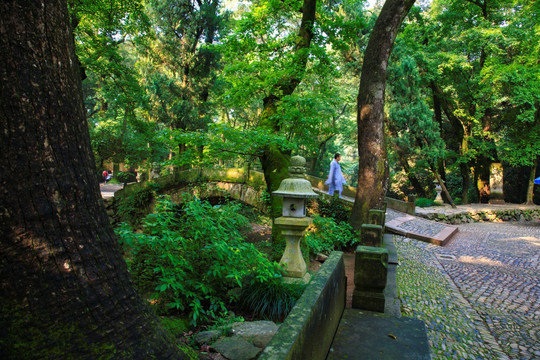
[274,217,312,283]
[361,224,383,247]
[433,180,443,205]
[368,209,386,228]
[352,246,388,312]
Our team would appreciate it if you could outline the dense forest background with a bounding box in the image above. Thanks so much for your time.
[72,0,539,205]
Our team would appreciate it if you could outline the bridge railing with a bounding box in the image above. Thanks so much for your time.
[118,167,415,215]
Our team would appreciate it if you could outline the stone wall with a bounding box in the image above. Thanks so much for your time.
[259,251,346,360]
[385,197,415,215]
[421,209,540,224]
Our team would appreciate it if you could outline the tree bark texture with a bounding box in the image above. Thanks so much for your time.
[350,0,416,230]
[0,1,184,358]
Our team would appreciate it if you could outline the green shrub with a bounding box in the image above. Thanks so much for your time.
[238,278,306,322]
[116,195,282,326]
[304,215,357,255]
[116,183,160,224]
[116,171,136,184]
[309,196,351,223]
[415,197,436,207]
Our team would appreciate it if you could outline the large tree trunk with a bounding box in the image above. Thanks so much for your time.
[350,0,416,230]
[0,1,184,358]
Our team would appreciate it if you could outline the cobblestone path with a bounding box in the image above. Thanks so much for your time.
[396,221,540,360]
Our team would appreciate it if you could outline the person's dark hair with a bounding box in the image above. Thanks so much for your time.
[334,153,341,159]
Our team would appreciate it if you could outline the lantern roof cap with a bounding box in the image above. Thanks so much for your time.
[272,156,318,198]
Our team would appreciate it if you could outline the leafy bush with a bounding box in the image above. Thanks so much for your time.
[115,183,160,224]
[239,278,306,322]
[116,196,282,326]
[415,197,436,207]
[116,171,136,184]
[304,215,357,255]
[309,196,351,223]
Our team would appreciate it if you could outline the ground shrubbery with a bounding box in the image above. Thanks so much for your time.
[415,197,437,208]
[115,183,160,224]
[304,215,356,255]
[115,195,284,326]
[114,190,360,328]
[305,197,358,256]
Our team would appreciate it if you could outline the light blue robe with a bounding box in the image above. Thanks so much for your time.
[325,159,346,196]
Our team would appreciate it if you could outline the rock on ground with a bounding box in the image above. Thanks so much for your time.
[211,335,261,360]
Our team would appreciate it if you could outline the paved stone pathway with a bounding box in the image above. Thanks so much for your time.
[396,221,540,360]
[100,183,123,198]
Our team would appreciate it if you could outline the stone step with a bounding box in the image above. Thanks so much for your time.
[327,309,431,360]
[386,214,458,246]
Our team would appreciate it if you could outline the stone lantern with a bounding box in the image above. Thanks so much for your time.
[433,179,444,205]
[273,156,318,283]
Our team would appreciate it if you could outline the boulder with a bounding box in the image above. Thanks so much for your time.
[194,330,223,346]
[211,335,261,360]
[231,321,279,348]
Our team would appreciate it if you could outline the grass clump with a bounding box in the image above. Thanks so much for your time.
[238,278,306,322]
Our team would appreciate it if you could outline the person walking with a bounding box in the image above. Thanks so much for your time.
[325,153,346,197]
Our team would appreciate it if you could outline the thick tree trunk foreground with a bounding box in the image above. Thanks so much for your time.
[0,1,185,358]
[350,0,417,230]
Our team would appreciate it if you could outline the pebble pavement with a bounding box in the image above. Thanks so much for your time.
[395,221,540,360]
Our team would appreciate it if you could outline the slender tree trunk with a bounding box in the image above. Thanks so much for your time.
[0,1,184,358]
[461,162,471,204]
[437,159,449,202]
[313,135,335,175]
[432,168,456,208]
[526,158,538,205]
[350,0,417,230]
[397,151,426,197]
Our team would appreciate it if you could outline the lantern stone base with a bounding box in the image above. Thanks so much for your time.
[275,216,312,279]
[282,272,311,285]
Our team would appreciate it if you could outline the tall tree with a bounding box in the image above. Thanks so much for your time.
[483,0,540,204]
[216,0,319,219]
[258,0,318,219]
[142,0,225,167]
[71,0,153,172]
[0,1,185,358]
[350,0,416,229]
